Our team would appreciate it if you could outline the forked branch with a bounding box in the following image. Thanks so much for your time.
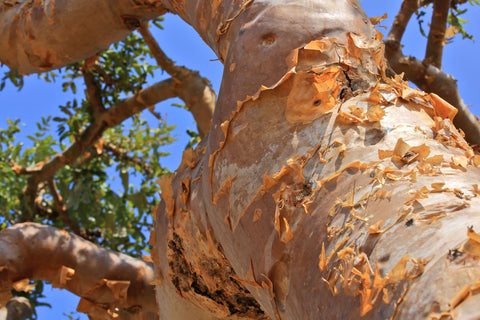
[139,24,216,138]
[385,0,480,145]
[12,78,177,225]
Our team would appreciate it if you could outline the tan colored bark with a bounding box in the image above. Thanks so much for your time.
[150,1,480,319]
[0,0,166,74]
[0,223,157,319]
[385,0,480,146]
[1,1,480,319]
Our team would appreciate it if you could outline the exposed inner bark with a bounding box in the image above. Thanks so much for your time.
[151,1,480,319]
[1,1,480,319]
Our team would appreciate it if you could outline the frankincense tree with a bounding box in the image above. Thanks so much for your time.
[0,0,479,319]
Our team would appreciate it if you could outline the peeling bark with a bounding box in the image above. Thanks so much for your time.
[385,0,480,146]
[151,1,480,319]
[0,0,166,74]
[1,1,480,319]
[0,223,157,319]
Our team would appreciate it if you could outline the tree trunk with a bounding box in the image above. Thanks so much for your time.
[1,1,480,319]
[151,1,480,319]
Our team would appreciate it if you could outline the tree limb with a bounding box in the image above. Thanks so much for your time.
[386,0,421,44]
[13,78,177,224]
[385,0,480,146]
[384,44,480,145]
[0,0,168,74]
[0,223,158,319]
[138,24,215,137]
[29,78,175,177]
[424,0,451,69]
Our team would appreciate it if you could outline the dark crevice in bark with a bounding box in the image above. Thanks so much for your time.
[167,232,269,319]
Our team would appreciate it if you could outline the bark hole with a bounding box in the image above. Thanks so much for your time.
[364,128,386,146]
[121,15,141,31]
[167,233,268,318]
[261,33,277,47]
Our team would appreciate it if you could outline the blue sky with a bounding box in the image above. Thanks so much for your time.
[0,1,478,319]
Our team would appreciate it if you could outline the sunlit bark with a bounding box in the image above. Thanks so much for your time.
[1,1,480,319]
[152,1,480,319]
[0,223,157,319]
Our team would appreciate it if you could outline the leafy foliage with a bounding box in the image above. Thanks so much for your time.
[0,16,181,318]
[415,0,479,41]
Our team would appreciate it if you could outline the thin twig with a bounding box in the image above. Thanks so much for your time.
[104,142,152,175]
[82,58,106,117]
[47,178,84,236]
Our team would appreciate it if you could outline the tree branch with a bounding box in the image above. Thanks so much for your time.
[83,58,106,118]
[384,45,480,145]
[0,223,158,319]
[384,0,480,145]
[0,0,168,74]
[424,0,451,69]
[13,79,176,223]
[47,179,84,237]
[386,0,421,44]
[29,78,175,178]
[104,142,152,175]
[138,24,215,138]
